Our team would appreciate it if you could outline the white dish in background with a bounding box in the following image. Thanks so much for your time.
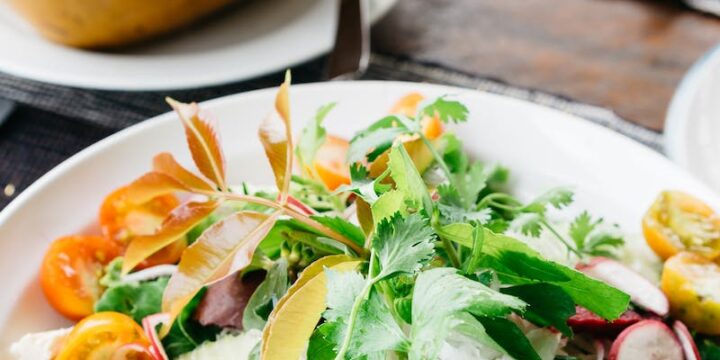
[0,0,395,90]
[665,44,720,192]
[1,81,719,355]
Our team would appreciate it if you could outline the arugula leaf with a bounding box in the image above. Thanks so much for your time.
[296,103,334,172]
[419,96,469,124]
[438,225,630,320]
[569,211,624,257]
[475,316,542,360]
[243,259,289,330]
[387,144,433,214]
[162,288,220,358]
[373,213,435,279]
[501,283,575,336]
[410,268,526,358]
[94,276,168,324]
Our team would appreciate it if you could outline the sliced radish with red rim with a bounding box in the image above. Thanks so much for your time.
[609,320,683,360]
[577,257,669,316]
[142,313,170,360]
[673,320,700,360]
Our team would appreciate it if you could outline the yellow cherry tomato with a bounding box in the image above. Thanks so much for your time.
[56,312,153,360]
[661,252,720,335]
[643,191,720,260]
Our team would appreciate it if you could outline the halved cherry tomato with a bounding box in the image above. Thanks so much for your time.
[661,252,720,335]
[40,236,122,320]
[643,191,720,260]
[99,186,179,245]
[389,92,444,140]
[56,312,153,360]
[313,135,351,191]
[99,185,186,268]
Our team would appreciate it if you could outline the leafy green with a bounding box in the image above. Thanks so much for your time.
[371,190,407,225]
[162,288,220,358]
[373,213,435,279]
[243,259,289,330]
[501,283,575,336]
[291,176,346,212]
[348,116,414,163]
[438,224,630,320]
[311,215,366,248]
[476,316,541,360]
[335,163,385,203]
[698,337,720,360]
[387,144,433,214]
[94,276,168,324]
[523,188,574,214]
[419,96,469,124]
[409,268,526,358]
[569,211,624,257]
[296,103,334,172]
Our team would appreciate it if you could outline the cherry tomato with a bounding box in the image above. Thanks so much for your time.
[643,191,720,260]
[99,185,186,268]
[313,135,351,191]
[40,236,122,320]
[56,312,153,360]
[661,252,720,335]
[389,92,444,140]
[99,186,179,245]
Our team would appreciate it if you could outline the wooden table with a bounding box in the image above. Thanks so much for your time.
[372,0,720,131]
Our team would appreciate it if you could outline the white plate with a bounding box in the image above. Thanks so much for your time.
[1,81,718,354]
[0,0,395,90]
[665,44,720,192]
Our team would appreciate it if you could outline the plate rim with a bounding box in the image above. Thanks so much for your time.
[0,0,396,91]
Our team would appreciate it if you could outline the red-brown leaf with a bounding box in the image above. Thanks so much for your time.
[167,98,226,191]
[125,171,189,205]
[153,152,215,192]
[258,74,293,201]
[122,199,219,274]
[161,210,281,333]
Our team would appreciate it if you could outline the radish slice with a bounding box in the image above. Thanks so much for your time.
[609,320,683,360]
[577,257,669,316]
[123,264,177,283]
[142,313,170,360]
[673,320,701,360]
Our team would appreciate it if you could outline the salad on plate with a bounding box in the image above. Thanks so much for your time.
[9,74,720,360]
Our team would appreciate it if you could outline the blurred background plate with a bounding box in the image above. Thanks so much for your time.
[665,44,720,192]
[0,0,395,91]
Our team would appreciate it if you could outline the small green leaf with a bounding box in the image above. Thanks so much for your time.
[373,213,435,279]
[243,259,290,330]
[387,144,433,214]
[94,276,168,324]
[420,96,469,124]
[348,116,412,163]
[501,283,575,337]
[296,103,334,171]
[371,190,407,225]
[310,215,366,248]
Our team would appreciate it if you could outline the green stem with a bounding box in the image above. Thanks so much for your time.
[335,251,378,360]
[441,235,461,268]
[418,132,453,183]
[477,193,523,210]
[539,219,583,258]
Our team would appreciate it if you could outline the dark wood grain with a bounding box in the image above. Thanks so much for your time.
[372,0,720,131]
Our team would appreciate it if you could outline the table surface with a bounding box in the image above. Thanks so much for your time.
[372,0,720,132]
[2,0,720,208]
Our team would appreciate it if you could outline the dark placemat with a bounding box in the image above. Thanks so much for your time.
[0,53,662,210]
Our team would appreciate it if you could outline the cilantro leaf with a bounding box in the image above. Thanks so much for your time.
[438,184,492,225]
[510,212,543,237]
[569,211,625,257]
[501,283,575,336]
[410,268,526,358]
[420,96,469,124]
[373,213,435,279]
[387,144,433,214]
[242,259,289,330]
[296,102,334,172]
[335,163,384,203]
[322,270,408,358]
[523,188,574,214]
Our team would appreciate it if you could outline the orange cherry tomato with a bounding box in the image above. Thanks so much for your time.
[99,186,179,245]
[643,191,720,260]
[389,92,444,140]
[99,185,186,268]
[56,312,153,360]
[40,236,122,320]
[313,135,351,191]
